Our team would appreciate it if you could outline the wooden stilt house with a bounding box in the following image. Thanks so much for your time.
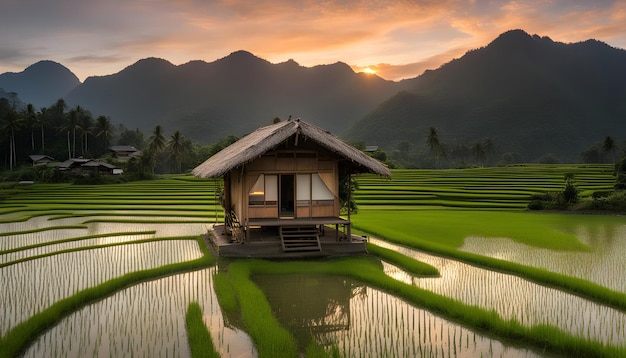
[192,118,390,252]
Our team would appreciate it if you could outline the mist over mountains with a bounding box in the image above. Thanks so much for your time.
[2,29,625,163]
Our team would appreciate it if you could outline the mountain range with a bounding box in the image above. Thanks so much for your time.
[1,29,625,163]
[345,30,626,161]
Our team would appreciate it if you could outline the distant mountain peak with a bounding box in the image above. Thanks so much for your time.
[220,50,269,64]
[24,60,68,71]
[488,29,534,48]
[0,59,80,107]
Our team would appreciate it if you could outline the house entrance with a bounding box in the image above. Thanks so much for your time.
[280,174,295,218]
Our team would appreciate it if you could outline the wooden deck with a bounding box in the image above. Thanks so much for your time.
[207,223,367,258]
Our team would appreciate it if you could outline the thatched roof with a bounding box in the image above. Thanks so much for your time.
[192,118,391,178]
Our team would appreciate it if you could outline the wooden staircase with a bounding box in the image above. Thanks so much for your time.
[279,226,322,252]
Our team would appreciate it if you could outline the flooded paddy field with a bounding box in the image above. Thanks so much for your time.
[460,217,626,293]
[373,238,626,346]
[1,168,625,357]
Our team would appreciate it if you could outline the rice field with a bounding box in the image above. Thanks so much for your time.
[374,238,626,346]
[355,164,614,209]
[1,165,625,357]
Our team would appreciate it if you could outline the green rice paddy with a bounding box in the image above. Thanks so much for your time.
[1,164,625,357]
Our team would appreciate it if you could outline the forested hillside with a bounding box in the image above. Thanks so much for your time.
[345,30,626,164]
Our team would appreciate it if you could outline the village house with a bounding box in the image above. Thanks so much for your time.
[109,145,142,161]
[57,158,121,175]
[29,154,55,166]
[192,118,390,257]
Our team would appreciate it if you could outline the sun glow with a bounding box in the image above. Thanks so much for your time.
[362,67,376,74]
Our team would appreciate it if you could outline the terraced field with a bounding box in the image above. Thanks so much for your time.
[354,164,615,209]
[1,165,624,357]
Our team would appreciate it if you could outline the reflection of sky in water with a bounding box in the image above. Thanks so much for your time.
[460,224,626,293]
[338,287,541,358]
[374,238,626,346]
[23,268,256,358]
[0,240,202,336]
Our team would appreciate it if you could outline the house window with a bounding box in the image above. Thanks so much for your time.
[294,173,334,206]
[296,174,311,206]
[249,174,278,206]
[311,173,334,206]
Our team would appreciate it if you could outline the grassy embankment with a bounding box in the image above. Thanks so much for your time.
[185,302,221,358]
[215,258,624,357]
[352,164,626,311]
[1,166,623,356]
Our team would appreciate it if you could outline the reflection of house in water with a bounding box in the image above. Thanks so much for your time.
[253,274,365,344]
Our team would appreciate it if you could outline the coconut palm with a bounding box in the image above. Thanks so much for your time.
[77,110,93,156]
[146,125,167,173]
[166,130,191,173]
[482,138,495,165]
[603,136,616,163]
[426,127,443,167]
[148,125,167,153]
[62,107,82,159]
[94,115,114,153]
[36,107,48,154]
[50,99,67,127]
[472,141,486,166]
[426,127,440,153]
[0,105,23,170]
[22,103,37,152]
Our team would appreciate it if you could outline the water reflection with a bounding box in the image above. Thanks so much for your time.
[461,222,626,293]
[373,238,626,347]
[254,273,540,357]
[254,274,354,342]
[23,268,256,358]
[0,240,202,336]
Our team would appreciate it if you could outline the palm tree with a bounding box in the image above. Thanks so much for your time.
[148,125,167,153]
[94,116,114,154]
[482,138,495,166]
[50,99,67,128]
[147,125,167,173]
[22,103,37,152]
[62,107,81,159]
[166,130,191,173]
[36,107,48,154]
[603,136,616,163]
[77,110,93,156]
[471,142,486,166]
[0,106,23,170]
[426,127,442,167]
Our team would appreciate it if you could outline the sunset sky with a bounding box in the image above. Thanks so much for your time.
[1,0,626,82]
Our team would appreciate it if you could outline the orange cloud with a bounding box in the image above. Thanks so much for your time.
[1,0,625,82]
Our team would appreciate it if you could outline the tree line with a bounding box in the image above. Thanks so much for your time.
[0,97,238,177]
[356,126,624,169]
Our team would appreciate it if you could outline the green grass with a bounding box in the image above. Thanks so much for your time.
[354,210,591,251]
[185,302,221,358]
[228,262,298,358]
[354,210,626,312]
[223,258,624,357]
[213,272,238,318]
[1,166,623,355]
